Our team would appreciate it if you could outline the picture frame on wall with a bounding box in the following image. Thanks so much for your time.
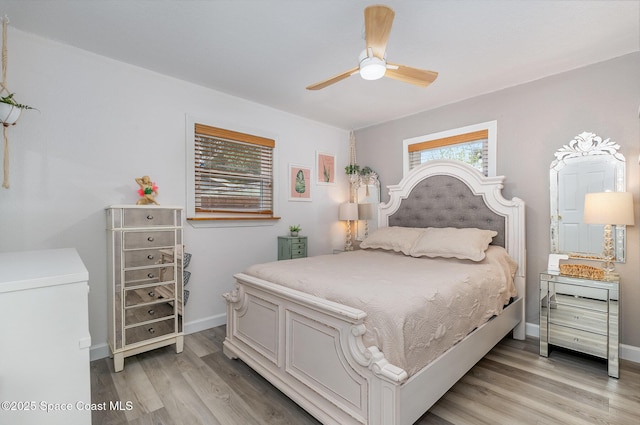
[288,164,312,201]
[316,151,336,185]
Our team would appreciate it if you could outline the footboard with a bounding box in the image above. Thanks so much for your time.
[223,272,408,425]
[224,274,524,425]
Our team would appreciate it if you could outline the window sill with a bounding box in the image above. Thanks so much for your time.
[187,216,281,228]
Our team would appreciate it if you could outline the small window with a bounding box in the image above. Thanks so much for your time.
[403,121,497,177]
[187,120,278,223]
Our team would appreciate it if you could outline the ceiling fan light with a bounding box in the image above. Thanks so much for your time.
[359,52,387,81]
[360,62,386,80]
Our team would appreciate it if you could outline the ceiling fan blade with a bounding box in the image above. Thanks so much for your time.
[306,67,359,90]
[364,5,395,59]
[385,63,438,87]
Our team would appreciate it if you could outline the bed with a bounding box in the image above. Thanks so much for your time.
[223,160,526,425]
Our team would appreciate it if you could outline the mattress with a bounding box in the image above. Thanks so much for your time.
[244,245,517,376]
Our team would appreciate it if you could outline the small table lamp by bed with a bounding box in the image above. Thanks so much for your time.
[583,191,634,274]
[358,203,375,239]
[339,202,359,251]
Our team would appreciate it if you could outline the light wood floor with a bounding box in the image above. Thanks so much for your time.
[91,326,640,425]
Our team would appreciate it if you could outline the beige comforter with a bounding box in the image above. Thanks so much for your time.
[244,246,517,376]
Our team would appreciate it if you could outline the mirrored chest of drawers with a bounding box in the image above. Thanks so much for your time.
[539,271,619,377]
[107,205,184,372]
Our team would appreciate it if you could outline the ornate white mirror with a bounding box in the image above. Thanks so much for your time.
[550,132,626,261]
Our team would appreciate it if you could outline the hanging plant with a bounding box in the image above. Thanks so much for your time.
[344,164,360,175]
[0,93,35,126]
[345,164,377,177]
[1,16,37,189]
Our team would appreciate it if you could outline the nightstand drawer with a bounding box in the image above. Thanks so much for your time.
[554,283,608,308]
[123,208,175,227]
[291,249,306,258]
[549,324,607,358]
[125,318,176,345]
[549,303,607,334]
[123,230,175,249]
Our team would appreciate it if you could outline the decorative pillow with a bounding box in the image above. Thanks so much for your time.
[410,227,498,261]
[359,226,426,255]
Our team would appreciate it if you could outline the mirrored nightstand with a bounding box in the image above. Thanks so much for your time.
[539,271,619,378]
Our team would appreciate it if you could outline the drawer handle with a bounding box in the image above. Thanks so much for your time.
[148,327,155,334]
[147,273,155,279]
[148,309,155,315]
[148,291,155,297]
[147,254,155,260]
[147,236,155,242]
[147,215,154,220]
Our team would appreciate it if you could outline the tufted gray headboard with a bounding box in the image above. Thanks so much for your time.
[388,174,506,247]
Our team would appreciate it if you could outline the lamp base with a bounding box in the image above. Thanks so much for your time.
[603,270,620,281]
[602,224,615,273]
[344,221,354,251]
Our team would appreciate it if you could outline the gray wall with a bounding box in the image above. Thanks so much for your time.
[355,52,640,347]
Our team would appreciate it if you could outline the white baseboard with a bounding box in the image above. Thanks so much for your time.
[90,342,110,361]
[525,322,540,338]
[620,344,640,363]
[90,313,227,361]
[525,321,640,363]
[183,313,227,335]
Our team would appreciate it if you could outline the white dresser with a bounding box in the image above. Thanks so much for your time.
[0,248,91,425]
[106,205,184,372]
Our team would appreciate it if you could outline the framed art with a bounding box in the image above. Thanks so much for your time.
[289,164,312,201]
[316,151,336,185]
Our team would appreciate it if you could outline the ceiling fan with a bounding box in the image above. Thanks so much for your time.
[306,5,438,91]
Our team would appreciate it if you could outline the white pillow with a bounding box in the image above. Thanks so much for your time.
[360,226,426,255]
[410,227,498,261]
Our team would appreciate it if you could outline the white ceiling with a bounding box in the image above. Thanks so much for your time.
[1,1,639,130]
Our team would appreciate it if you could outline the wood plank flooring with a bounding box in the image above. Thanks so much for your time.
[91,326,640,425]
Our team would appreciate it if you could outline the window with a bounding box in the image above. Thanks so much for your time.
[403,121,497,177]
[187,119,279,224]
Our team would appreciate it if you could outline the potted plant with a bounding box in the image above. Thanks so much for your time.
[0,93,35,126]
[289,225,301,237]
[344,164,360,175]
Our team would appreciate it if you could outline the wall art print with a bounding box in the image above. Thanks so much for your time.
[289,164,312,201]
[316,151,336,185]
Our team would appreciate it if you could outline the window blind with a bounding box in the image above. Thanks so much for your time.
[408,129,489,176]
[194,124,274,215]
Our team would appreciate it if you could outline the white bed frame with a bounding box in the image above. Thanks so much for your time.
[223,160,526,425]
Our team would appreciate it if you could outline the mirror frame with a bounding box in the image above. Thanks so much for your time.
[550,131,626,262]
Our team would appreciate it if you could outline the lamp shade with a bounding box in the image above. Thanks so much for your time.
[339,202,358,221]
[583,192,635,225]
[357,203,375,220]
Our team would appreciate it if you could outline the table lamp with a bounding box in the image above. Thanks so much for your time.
[358,203,375,239]
[583,191,634,273]
[339,202,358,251]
